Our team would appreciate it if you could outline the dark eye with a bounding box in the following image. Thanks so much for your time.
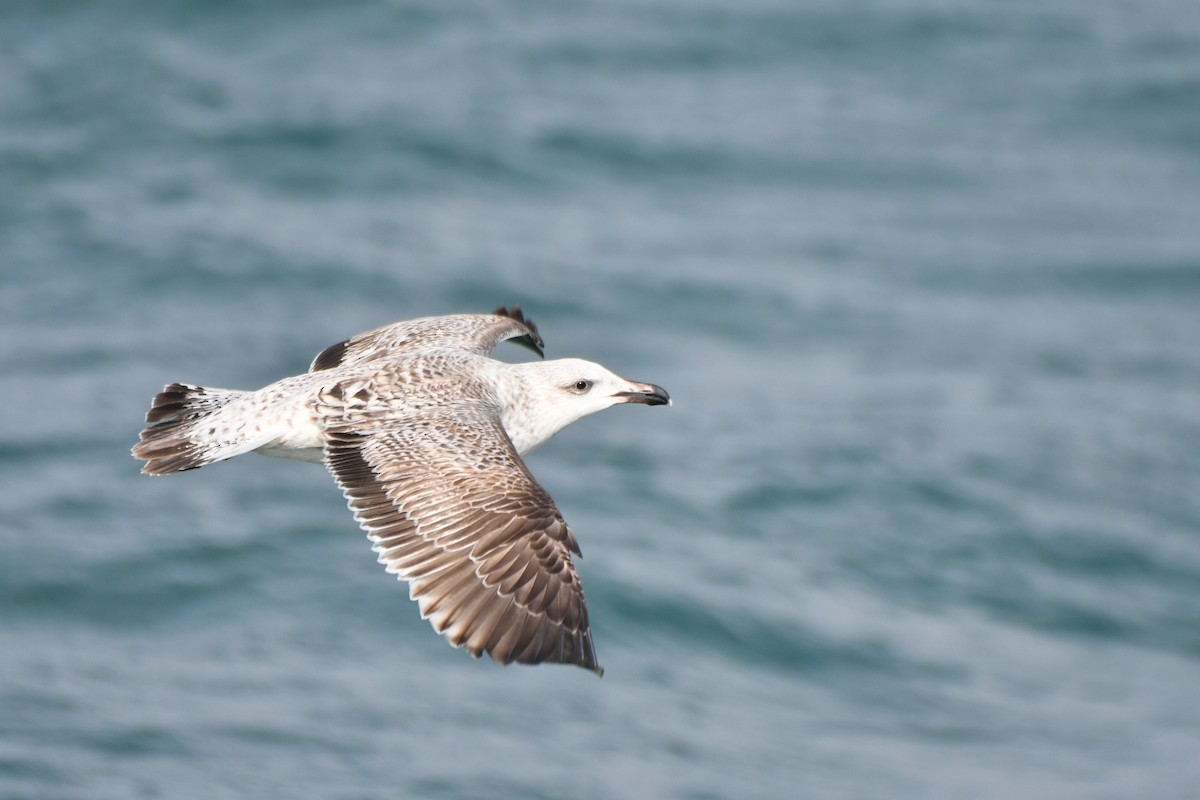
[571,379,593,393]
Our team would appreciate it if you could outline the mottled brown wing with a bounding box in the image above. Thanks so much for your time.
[322,406,600,674]
[310,307,543,372]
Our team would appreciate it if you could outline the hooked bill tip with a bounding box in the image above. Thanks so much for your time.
[615,382,670,406]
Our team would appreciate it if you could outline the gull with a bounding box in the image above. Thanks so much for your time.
[132,307,670,675]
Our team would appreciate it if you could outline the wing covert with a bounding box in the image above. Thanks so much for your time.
[311,306,543,372]
[321,404,599,674]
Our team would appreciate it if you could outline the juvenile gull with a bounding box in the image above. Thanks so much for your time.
[132,307,669,675]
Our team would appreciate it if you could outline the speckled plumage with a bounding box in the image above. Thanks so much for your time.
[132,307,669,675]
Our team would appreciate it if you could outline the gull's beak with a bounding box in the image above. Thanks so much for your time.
[614,380,671,407]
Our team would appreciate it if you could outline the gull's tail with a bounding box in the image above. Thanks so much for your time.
[132,383,260,475]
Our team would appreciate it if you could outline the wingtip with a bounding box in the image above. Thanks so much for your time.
[493,304,545,357]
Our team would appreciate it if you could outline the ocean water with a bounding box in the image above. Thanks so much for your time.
[3,0,1200,797]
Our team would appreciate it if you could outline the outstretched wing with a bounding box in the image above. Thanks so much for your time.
[311,306,543,372]
[321,396,600,674]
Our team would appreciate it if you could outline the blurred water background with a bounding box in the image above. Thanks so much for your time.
[3,1,1200,798]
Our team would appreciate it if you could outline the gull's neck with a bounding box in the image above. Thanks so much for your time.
[490,360,581,455]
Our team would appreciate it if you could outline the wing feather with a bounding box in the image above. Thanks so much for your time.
[311,307,544,372]
[322,405,601,674]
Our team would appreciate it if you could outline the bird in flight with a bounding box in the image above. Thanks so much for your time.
[132,307,670,675]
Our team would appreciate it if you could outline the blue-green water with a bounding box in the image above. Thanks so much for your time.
[3,1,1200,797]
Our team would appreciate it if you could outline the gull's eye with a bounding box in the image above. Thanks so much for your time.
[570,379,594,394]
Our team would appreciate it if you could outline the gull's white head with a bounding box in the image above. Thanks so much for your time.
[498,357,670,454]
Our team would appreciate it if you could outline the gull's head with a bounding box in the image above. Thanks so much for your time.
[501,358,670,453]
[533,357,670,411]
